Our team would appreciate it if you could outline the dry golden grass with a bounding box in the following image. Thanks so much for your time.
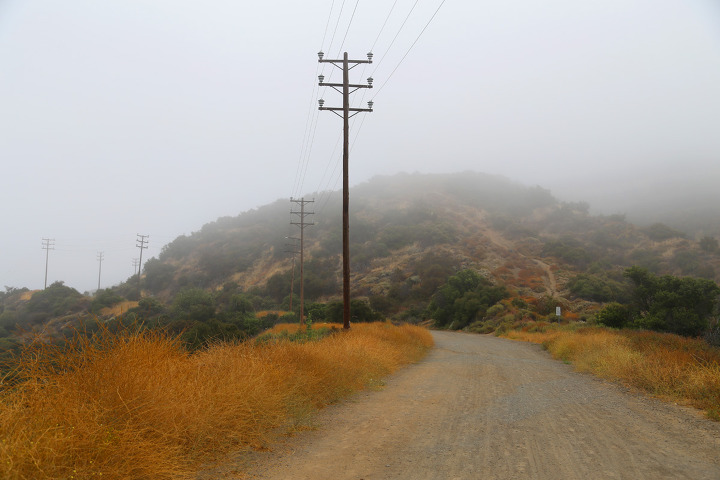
[265,322,341,335]
[20,290,37,301]
[255,310,289,319]
[0,322,433,479]
[99,301,139,317]
[504,324,720,420]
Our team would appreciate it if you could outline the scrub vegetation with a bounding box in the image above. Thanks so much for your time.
[0,322,433,480]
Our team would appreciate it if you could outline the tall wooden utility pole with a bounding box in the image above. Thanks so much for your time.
[318,51,374,330]
[41,237,55,289]
[135,234,149,292]
[97,251,104,292]
[290,198,314,327]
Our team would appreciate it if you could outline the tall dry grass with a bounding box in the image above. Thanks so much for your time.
[0,322,433,479]
[504,324,720,420]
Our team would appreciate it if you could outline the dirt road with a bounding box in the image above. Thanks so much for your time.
[209,331,720,479]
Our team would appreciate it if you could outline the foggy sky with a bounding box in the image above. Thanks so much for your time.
[1,0,719,293]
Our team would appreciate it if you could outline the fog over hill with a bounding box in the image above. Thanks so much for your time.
[552,163,720,236]
[2,0,719,293]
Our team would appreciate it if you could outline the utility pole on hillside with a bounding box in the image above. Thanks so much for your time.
[41,237,55,289]
[136,234,149,292]
[97,251,104,292]
[290,198,314,327]
[317,51,374,330]
[285,236,300,314]
[132,258,140,277]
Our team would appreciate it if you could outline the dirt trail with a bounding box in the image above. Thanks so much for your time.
[533,259,558,297]
[479,222,558,297]
[204,332,720,480]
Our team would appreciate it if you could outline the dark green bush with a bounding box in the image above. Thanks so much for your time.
[595,302,630,328]
[567,273,630,303]
[427,269,508,329]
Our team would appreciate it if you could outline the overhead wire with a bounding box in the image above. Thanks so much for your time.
[371,0,399,52]
[372,0,448,100]
[336,0,361,57]
[314,133,342,207]
[304,0,362,200]
[370,0,420,76]
[298,0,361,207]
[291,0,338,198]
[299,0,449,215]
[323,0,348,85]
[314,0,401,216]
[345,0,449,157]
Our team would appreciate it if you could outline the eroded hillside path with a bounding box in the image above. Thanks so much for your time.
[207,332,720,480]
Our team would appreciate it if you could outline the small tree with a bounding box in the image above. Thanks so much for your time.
[171,288,215,323]
[595,303,630,329]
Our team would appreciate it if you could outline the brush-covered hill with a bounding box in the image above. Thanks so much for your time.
[135,171,719,302]
[2,172,719,349]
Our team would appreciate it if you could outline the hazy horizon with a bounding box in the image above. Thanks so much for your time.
[2,0,719,292]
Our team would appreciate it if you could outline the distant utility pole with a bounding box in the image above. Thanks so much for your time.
[132,258,140,277]
[136,234,149,291]
[41,237,55,289]
[97,251,104,292]
[285,236,300,314]
[317,51,374,330]
[290,198,314,327]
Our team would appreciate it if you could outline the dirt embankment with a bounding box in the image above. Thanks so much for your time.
[202,331,720,480]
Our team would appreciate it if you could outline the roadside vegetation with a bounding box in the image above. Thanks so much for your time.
[0,322,433,480]
[503,323,720,421]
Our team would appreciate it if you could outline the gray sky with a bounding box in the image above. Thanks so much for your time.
[1,0,719,293]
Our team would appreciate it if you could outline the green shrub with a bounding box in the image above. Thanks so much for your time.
[595,302,630,328]
[567,273,630,302]
[624,266,720,337]
[427,269,508,330]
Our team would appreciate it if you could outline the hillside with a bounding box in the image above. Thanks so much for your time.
[140,171,719,302]
[1,172,719,348]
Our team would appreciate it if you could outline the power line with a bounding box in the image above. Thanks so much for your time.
[336,0,448,163]
[371,0,400,52]
[335,0,361,57]
[319,0,337,51]
[326,0,347,63]
[292,0,343,199]
[371,0,420,76]
[373,0,448,99]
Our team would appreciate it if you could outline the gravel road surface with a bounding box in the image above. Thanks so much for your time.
[206,331,720,479]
